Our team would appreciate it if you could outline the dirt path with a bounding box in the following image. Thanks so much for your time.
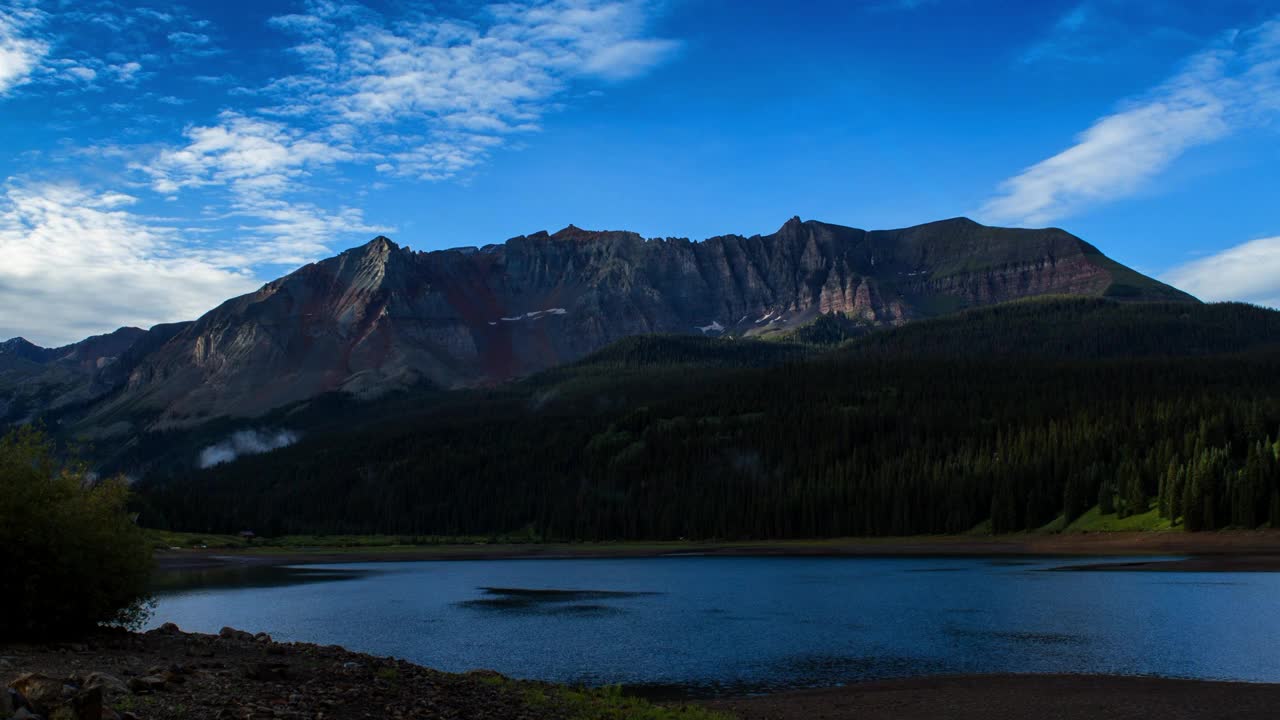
[702,674,1280,720]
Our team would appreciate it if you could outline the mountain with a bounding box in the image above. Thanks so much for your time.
[0,327,151,425]
[3,216,1193,432]
[133,298,1280,538]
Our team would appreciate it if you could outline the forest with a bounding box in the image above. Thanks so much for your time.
[133,298,1280,539]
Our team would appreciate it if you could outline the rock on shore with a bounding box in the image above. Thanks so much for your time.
[1,624,666,720]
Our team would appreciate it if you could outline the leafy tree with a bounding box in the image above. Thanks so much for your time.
[0,428,153,639]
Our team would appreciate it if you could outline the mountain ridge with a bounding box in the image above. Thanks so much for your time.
[3,216,1196,432]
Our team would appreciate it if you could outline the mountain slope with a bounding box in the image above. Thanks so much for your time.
[133,298,1280,538]
[7,216,1195,430]
[0,327,149,425]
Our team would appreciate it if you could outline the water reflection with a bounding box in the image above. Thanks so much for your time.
[153,563,371,594]
[456,586,660,615]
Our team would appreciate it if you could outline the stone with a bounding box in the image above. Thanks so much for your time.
[10,673,71,714]
[253,632,272,644]
[243,662,290,682]
[152,622,182,635]
[48,687,101,720]
[219,627,254,642]
[185,642,216,658]
[126,675,166,694]
[82,673,128,698]
[1,688,18,715]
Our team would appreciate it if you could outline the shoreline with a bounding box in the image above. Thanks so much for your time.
[154,530,1280,572]
[6,628,1280,719]
[703,673,1280,719]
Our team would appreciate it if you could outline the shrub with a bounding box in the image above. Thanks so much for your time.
[0,427,153,638]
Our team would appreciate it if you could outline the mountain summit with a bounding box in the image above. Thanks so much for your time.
[4,217,1193,429]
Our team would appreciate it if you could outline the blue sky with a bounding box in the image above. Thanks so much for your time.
[1,0,1278,345]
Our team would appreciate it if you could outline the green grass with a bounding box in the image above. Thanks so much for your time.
[144,529,542,551]
[514,682,732,720]
[145,529,249,550]
[1062,506,1175,533]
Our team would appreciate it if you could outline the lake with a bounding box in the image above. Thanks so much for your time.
[147,556,1280,695]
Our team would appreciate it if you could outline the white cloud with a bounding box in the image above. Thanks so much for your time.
[259,0,679,180]
[0,4,49,94]
[1162,236,1280,307]
[981,17,1280,226]
[0,182,261,347]
[139,111,357,195]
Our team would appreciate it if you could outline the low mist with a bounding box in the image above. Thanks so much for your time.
[198,429,299,469]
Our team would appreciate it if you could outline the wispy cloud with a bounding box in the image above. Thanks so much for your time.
[129,0,677,262]
[193,0,682,182]
[0,182,261,346]
[981,17,1280,226]
[0,3,223,96]
[0,3,49,94]
[1163,236,1280,307]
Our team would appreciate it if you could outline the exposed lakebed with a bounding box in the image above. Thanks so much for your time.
[146,556,1280,695]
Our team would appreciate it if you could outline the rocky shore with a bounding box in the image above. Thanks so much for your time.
[1,625,718,720]
[8,624,1280,720]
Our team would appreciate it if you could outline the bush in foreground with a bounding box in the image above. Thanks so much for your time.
[0,427,152,638]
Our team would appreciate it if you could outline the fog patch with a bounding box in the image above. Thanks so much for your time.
[199,429,298,468]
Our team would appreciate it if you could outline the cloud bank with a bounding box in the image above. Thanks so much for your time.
[1163,236,1280,307]
[0,182,261,346]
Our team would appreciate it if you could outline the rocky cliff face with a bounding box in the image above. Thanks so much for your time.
[5,216,1196,428]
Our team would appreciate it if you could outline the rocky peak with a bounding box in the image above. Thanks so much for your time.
[780,215,805,231]
[550,224,607,242]
[0,337,52,363]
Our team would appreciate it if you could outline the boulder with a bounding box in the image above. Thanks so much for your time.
[151,622,182,635]
[10,673,72,714]
[83,673,128,698]
[48,686,102,720]
[218,627,254,642]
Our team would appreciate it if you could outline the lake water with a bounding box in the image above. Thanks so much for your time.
[147,556,1280,695]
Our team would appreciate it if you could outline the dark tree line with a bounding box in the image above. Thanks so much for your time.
[135,351,1280,539]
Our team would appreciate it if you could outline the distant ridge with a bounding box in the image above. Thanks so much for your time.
[2,216,1195,430]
